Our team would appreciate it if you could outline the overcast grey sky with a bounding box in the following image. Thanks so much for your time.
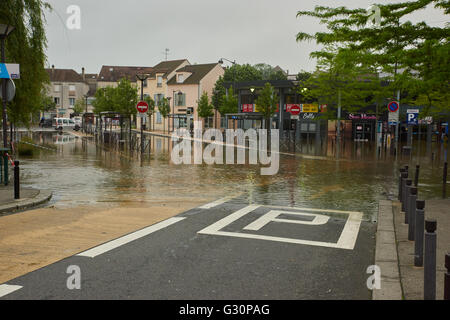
[44,0,447,75]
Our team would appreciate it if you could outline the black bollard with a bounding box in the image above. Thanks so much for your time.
[424,219,437,300]
[399,168,406,201]
[408,187,417,240]
[415,165,420,187]
[401,172,409,211]
[414,200,425,267]
[14,160,20,200]
[445,253,450,300]
[404,179,412,220]
[444,162,448,199]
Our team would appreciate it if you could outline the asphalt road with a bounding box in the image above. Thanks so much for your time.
[0,196,376,300]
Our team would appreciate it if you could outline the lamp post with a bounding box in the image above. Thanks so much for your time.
[218,57,237,93]
[1,24,15,148]
[172,90,183,132]
[136,74,149,150]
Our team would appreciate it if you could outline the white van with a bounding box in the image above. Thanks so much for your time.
[53,118,79,131]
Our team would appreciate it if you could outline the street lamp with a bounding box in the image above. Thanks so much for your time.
[172,90,183,132]
[218,57,237,91]
[136,74,149,149]
[1,24,15,148]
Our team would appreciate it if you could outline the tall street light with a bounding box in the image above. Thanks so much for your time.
[136,73,149,151]
[219,58,237,129]
[0,24,15,148]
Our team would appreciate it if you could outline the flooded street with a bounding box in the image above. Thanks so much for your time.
[17,131,449,222]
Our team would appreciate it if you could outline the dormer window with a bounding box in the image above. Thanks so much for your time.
[177,74,184,83]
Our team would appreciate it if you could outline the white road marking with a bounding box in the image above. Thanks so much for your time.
[198,205,363,250]
[77,217,186,258]
[0,285,23,298]
[243,210,330,231]
[199,195,239,209]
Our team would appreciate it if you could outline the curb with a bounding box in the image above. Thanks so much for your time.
[0,190,53,216]
[373,200,403,300]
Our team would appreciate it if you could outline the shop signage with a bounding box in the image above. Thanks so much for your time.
[348,113,377,120]
[301,104,319,113]
[242,104,254,113]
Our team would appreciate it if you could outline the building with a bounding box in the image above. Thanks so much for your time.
[97,65,154,89]
[166,63,224,131]
[44,66,90,118]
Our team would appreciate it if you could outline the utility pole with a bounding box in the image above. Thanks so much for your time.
[337,88,342,140]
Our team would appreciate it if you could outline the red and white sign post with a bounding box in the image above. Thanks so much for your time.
[136,101,149,114]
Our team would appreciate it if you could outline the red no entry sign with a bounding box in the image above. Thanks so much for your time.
[290,105,301,116]
[136,101,149,113]
[388,101,399,113]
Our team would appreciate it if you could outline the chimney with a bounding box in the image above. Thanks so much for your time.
[82,67,85,81]
[52,65,55,76]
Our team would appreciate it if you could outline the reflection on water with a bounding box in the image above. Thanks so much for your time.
[15,131,449,222]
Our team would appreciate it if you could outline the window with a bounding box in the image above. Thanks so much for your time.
[175,93,186,107]
[157,76,163,87]
[69,119,75,124]
[177,74,184,83]
[63,119,68,125]
[156,112,162,124]
[69,85,76,91]
[69,98,75,106]
[54,85,61,92]
[143,80,148,88]
[54,97,60,105]
[154,94,164,106]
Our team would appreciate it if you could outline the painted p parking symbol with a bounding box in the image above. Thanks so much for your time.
[198,205,363,250]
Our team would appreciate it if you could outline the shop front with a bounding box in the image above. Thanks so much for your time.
[348,113,377,141]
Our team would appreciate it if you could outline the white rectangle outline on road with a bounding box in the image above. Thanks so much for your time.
[0,284,23,298]
[197,205,363,250]
[77,217,186,258]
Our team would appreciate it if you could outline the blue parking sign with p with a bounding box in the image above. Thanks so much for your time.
[407,112,418,125]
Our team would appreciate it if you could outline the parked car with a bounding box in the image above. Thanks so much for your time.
[52,118,80,131]
[39,118,53,128]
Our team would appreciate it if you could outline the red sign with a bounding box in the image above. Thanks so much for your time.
[242,104,254,113]
[290,105,301,115]
[136,101,149,113]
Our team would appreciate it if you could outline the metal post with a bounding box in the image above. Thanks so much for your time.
[1,37,8,148]
[403,179,412,224]
[3,153,7,186]
[424,219,437,300]
[414,200,425,267]
[404,180,412,223]
[399,168,406,200]
[14,160,19,199]
[445,253,450,300]
[444,162,447,199]
[415,165,420,187]
[408,187,417,240]
[401,172,408,210]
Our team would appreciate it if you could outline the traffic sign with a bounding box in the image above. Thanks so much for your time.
[0,64,20,79]
[136,101,149,113]
[407,109,419,125]
[388,101,399,113]
[0,78,16,102]
[290,105,301,116]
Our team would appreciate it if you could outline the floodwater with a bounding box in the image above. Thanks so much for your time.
[15,131,449,222]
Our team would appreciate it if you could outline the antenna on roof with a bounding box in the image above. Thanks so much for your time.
[162,48,170,61]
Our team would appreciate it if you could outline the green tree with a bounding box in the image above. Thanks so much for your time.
[296,1,449,118]
[73,98,86,114]
[113,78,138,115]
[92,87,115,114]
[158,97,171,133]
[1,0,51,127]
[197,92,214,128]
[39,95,56,113]
[218,87,238,116]
[255,83,278,131]
[144,95,155,130]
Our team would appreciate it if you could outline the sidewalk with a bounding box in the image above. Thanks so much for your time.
[393,199,449,300]
[374,198,449,300]
[0,186,52,216]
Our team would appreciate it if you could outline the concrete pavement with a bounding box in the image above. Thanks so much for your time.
[0,196,375,300]
[0,186,52,216]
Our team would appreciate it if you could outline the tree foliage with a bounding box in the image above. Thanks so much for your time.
[218,87,238,116]
[0,0,51,127]
[255,83,278,120]
[92,79,137,115]
[197,92,213,119]
[296,0,450,118]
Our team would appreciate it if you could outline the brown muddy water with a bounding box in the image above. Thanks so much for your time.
[14,131,449,222]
